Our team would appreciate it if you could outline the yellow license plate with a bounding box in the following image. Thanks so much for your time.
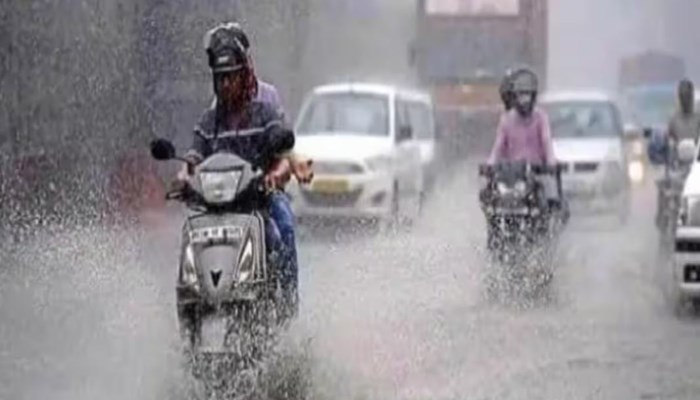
[312,179,349,194]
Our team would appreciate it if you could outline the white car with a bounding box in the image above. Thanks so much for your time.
[288,83,425,224]
[541,92,631,221]
[405,96,439,192]
[673,139,700,307]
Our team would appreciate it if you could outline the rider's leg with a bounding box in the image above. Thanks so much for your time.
[268,192,298,316]
[269,192,298,275]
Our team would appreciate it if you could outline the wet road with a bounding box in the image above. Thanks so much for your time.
[2,159,700,399]
[297,160,700,400]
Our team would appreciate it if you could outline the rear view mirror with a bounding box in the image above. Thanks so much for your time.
[150,138,176,161]
[678,139,696,164]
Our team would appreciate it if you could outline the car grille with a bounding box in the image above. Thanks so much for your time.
[301,188,363,208]
[312,161,364,175]
[573,162,599,173]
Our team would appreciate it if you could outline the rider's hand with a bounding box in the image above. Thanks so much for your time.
[290,156,314,184]
[177,164,191,182]
[264,158,292,190]
[168,178,189,194]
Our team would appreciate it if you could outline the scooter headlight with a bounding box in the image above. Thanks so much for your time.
[197,170,242,204]
[181,245,200,291]
[237,237,255,283]
[497,181,527,196]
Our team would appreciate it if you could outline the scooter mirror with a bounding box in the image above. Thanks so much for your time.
[150,138,176,161]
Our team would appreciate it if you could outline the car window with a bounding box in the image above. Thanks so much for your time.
[406,101,435,140]
[395,99,411,141]
[542,101,622,138]
[297,93,389,136]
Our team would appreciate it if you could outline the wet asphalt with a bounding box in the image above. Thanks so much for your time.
[2,159,700,400]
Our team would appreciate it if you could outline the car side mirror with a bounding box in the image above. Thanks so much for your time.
[678,139,696,164]
[150,138,176,161]
[397,125,413,143]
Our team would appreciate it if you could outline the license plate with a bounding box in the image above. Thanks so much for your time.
[312,179,349,194]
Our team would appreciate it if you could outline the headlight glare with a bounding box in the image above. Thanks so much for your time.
[628,160,644,183]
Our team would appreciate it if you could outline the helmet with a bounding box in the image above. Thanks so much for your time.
[509,67,539,117]
[678,78,695,114]
[203,23,248,73]
[510,67,539,94]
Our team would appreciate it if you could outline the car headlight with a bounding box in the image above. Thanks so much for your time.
[365,155,393,172]
[627,160,645,183]
[197,170,242,204]
[237,237,255,283]
[181,245,199,291]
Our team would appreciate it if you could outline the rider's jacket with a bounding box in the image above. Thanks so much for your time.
[186,100,291,169]
[210,80,286,121]
[488,108,556,166]
[668,111,700,143]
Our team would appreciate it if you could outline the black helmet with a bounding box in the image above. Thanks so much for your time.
[678,78,695,114]
[509,67,539,117]
[203,23,248,73]
[510,67,539,94]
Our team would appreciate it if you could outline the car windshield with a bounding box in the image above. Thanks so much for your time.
[542,101,621,138]
[621,88,676,128]
[297,93,389,136]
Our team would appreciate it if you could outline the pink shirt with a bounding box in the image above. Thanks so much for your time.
[488,108,557,165]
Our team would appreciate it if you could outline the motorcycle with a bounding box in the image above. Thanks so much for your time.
[479,162,567,289]
[654,138,696,244]
[149,136,295,398]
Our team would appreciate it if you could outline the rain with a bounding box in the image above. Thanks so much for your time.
[2,0,700,399]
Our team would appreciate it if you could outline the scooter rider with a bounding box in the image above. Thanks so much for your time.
[487,67,563,211]
[653,79,700,229]
[203,23,310,309]
[668,79,700,148]
[178,24,305,318]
